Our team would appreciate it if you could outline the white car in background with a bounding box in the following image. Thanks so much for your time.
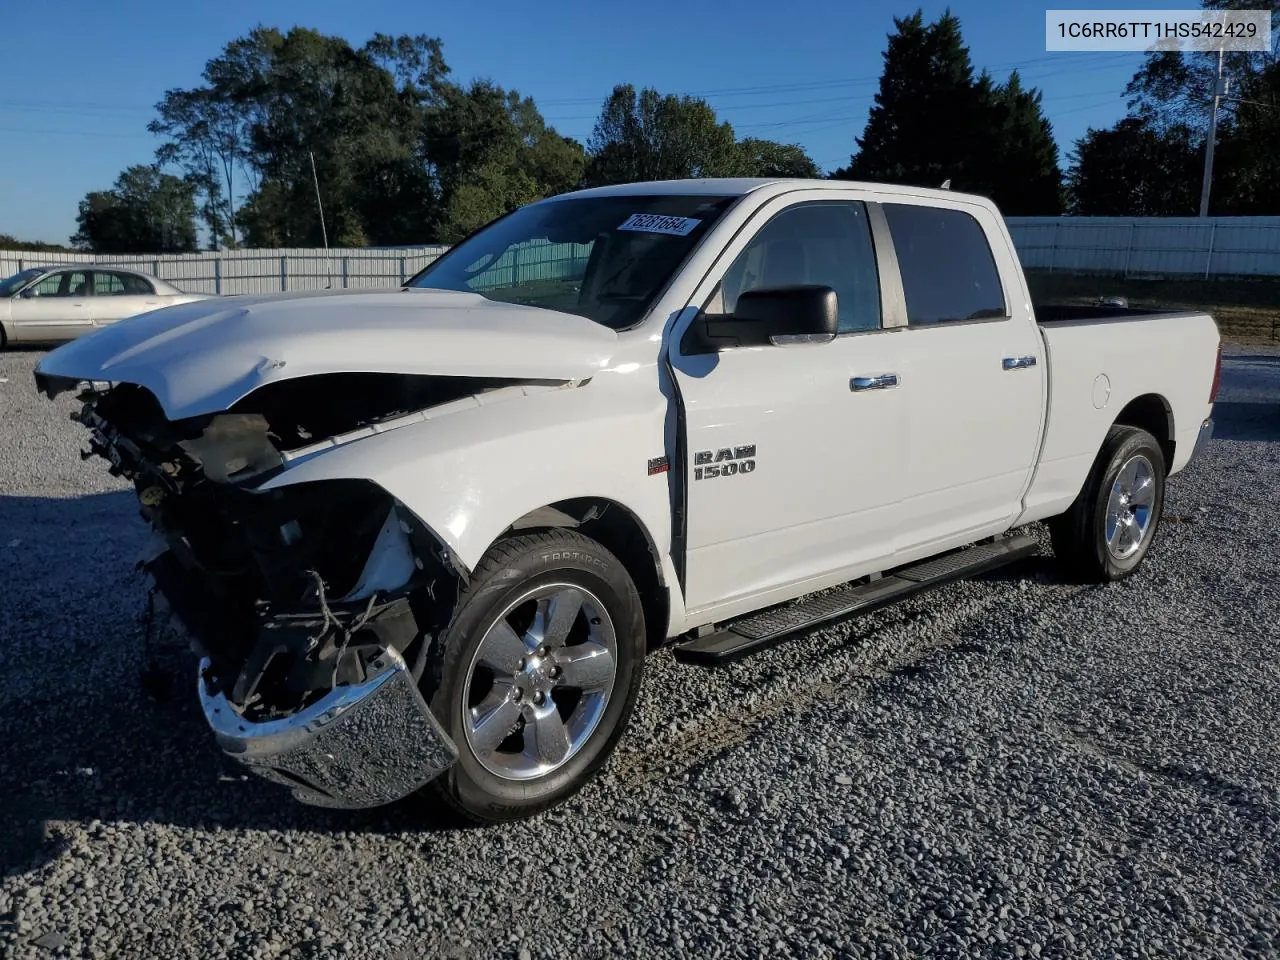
[0,265,211,347]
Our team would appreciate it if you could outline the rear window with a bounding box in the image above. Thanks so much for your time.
[882,204,1007,326]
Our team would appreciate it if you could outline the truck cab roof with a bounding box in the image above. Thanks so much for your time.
[553,177,988,206]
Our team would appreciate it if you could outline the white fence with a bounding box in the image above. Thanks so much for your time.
[1006,216,1280,278]
[0,246,451,296]
[4,216,1279,293]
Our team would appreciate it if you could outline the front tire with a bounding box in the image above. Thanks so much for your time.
[1049,425,1166,583]
[423,530,646,823]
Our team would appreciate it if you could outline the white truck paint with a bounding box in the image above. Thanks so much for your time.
[34,178,1220,816]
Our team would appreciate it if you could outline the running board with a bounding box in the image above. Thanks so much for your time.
[673,535,1039,665]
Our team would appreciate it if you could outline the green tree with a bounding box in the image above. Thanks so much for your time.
[1123,0,1279,213]
[206,27,435,247]
[156,27,582,247]
[584,85,739,185]
[424,81,586,241]
[1066,118,1201,215]
[149,87,244,249]
[1125,0,1278,133]
[834,10,1062,214]
[983,72,1064,214]
[71,166,198,253]
[735,138,820,178]
[1213,62,1280,213]
[834,12,986,189]
[0,235,70,252]
[583,85,820,186]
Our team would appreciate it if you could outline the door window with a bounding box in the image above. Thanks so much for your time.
[882,204,1007,325]
[29,271,89,298]
[121,273,154,295]
[94,272,127,296]
[717,201,882,334]
[92,271,152,295]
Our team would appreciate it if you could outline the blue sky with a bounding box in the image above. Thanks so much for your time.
[0,0,1169,244]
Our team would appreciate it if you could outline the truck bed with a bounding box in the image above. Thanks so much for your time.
[1033,302,1203,325]
[1017,305,1219,528]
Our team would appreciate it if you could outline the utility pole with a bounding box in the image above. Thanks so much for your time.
[1198,47,1227,218]
[309,151,329,251]
[309,151,334,288]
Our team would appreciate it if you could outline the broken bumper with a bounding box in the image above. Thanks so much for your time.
[198,647,458,809]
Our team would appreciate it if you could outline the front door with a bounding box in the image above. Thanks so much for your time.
[879,199,1046,552]
[670,193,906,618]
[10,269,94,342]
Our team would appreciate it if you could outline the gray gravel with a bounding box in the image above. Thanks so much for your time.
[2,343,1280,959]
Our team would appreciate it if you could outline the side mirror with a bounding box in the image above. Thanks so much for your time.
[693,284,838,351]
[19,288,36,299]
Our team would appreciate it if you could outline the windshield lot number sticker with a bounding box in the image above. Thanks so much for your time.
[618,213,702,236]
[694,444,756,480]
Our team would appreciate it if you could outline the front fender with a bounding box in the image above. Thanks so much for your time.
[256,382,674,575]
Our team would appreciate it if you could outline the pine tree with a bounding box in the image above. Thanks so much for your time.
[835,12,985,189]
[835,10,1063,214]
[983,71,1064,214]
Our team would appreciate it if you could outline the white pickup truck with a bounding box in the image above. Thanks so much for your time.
[35,178,1221,823]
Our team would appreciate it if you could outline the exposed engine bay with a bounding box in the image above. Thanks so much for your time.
[48,372,531,725]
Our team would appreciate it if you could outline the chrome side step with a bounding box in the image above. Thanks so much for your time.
[673,535,1039,665]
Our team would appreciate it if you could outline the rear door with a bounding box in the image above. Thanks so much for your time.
[878,199,1046,553]
[9,269,94,341]
[670,191,907,617]
[90,271,159,325]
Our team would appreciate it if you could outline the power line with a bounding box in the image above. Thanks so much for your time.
[1049,97,1127,118]
[533,52,1138,106]
[0,53,1139,115]
[1226,96,1279,111]
[0,54,1140,151]
[0,125,158,140]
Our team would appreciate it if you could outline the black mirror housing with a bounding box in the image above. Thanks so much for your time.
[690,284,838,352]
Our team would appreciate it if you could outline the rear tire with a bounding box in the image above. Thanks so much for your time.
[422,530,646,823]
[1049,425,1166,583]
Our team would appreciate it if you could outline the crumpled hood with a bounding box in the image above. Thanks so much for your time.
[34,288,618,419]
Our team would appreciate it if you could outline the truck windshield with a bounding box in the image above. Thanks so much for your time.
[407,194,738,329]
[0,268,45,297]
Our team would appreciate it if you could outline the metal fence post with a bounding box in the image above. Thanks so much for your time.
[1122,222,1135,278]
[1049,220,1061,274]
[342,256,349,289]
[1204,222,1218,280]
[280,256,288,292]
[153,259,160,277]
[399,256,406,284]
[214,258,222,295]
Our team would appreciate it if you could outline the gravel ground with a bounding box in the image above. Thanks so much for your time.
[2,343,1279,959]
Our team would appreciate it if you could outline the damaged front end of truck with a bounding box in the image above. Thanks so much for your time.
[35,371,506,808]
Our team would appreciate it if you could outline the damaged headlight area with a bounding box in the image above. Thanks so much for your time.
[60,375,481,807]
[147,479,432,716]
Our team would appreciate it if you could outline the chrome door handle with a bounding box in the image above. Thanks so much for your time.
[851,373,899,392]
[1002,356,1037,370]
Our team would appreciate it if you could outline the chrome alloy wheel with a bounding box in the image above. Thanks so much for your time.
[462,584,618,781]
[1105,454,1156,560]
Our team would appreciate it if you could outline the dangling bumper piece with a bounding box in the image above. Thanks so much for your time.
[198,646,458,809]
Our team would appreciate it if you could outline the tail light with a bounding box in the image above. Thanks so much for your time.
[1209,341,1222,404]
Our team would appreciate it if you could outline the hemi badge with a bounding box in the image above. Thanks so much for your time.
[647,456,669,476]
